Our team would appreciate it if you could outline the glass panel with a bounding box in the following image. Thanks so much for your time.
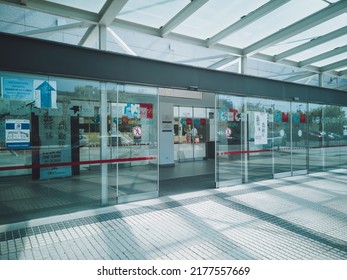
[286,35,347,63]
[174,0,268,39]
[323,105,347,170]
[118,0,190,28]
[216,94,243,186]
[247,97,273,181]
[262,14,347,57]
[0,96,32,177]
[0,71,102,224]
[291,102,308,174]
[308,103,326,172]
[272,100,291,176]
[46,0,106,13]
[107,83,158,203]
[176,106,194,161]
[220,0,326,48]
[193,107,207,160]
[341,107,347,168]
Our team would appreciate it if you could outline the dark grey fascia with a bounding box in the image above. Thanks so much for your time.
[0,32,347,106]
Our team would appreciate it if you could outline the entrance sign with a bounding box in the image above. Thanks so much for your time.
[254,112,268,145]
[5,119,30,149]
[34,80,57,109]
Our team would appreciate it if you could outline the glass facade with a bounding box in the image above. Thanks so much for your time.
[215,94,347,187]
[1,70,347,225]
[0,71,158,224]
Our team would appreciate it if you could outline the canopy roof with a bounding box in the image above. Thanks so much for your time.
[0,0,346,90]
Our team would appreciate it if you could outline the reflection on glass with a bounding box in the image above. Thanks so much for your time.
[107,83,158,203]
[216,94,243,186]
[247,97,273,181]
[174,106,210,162]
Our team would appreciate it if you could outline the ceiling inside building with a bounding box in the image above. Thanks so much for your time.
[0,0,347,90]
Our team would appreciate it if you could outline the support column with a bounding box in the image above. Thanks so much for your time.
[319,73,324,87]
[99,24,107,51]
[240,56,248,75]
[100,82,108,205]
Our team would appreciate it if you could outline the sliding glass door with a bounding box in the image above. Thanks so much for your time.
[215,94,243,187]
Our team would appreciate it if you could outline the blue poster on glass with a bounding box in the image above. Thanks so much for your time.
[34,80,57,109]
[1,77,34,101]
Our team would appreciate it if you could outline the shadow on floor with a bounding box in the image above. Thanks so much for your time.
[159,174,215,196]
[159,160,215,196]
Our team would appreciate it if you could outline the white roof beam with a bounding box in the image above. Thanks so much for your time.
[253,52,324,74]
[320,58,347,73]
[176,54,235,64]
[274,25,347,61]
[160,0,209,37]
[107,27,136,56]
[79,0,128,48]
[299,45,347,67]
[113,18,243,55]
[18,22,91,36]
[284,72,316,82]
[207,0,290,47]
[207,56,240,70]
[78,26,98,47]
[243,0,347,56]
[98,0,128,25]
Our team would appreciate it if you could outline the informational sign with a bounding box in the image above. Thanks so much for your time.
[254,112,268,145]
[34,80,57,109]
[1,77,34,101]
[39,113,71,180]
[5,119,30,149]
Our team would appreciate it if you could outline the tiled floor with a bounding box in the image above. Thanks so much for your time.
[0,160,216,224]
[0,169,346,260]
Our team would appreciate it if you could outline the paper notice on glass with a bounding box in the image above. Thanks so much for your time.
[254,112,268,145]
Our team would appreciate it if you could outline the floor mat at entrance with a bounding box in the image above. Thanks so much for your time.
[159,174,215,196]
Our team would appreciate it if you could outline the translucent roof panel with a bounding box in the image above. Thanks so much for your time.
[219,0,327,48]
[262,14,347,56]
[117,0,190,28]
[287,35,347,62]
[46,0,106,13]
[172,0,268,39]
[0,0,346,87]
[312,53,347,68]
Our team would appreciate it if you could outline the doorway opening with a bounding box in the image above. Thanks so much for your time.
[158,89,216,196]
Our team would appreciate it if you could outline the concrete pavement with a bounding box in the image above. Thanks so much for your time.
[1,169,346,260]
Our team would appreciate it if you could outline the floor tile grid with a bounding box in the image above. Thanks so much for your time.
[2,195,346,259]
[1,171,347,260]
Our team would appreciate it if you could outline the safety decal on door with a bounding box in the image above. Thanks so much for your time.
[132,126,142,137]
[225,127,232,137]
